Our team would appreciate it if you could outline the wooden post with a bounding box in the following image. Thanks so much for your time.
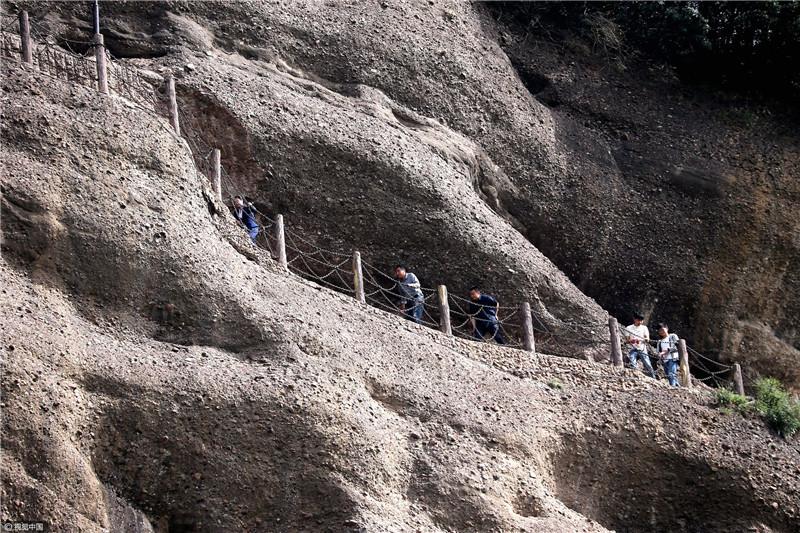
[678,339,691,388]
[352,251,365,304]
[521,302,535,353]
[608,317,623,368]
[19,11,32,63]
[166,75,180,135]
[93,33,108,94]
[274,214,287,270]
[437,285,451,335]
[212,149,222,203]
[732,363,744,396]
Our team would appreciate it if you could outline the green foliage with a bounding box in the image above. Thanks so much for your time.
[753,378,800,438]
[719,107,760,128]
[715,387,751,414]
[492,1,800,98]
[547,379,563,390]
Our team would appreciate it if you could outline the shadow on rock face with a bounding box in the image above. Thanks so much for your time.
[550,429,790,533]
[86,376,360,532]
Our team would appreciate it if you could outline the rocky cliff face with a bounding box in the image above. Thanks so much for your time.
[2,1,799,532]
[18,0,798,381]
[489,9,800,391]
[34,0,793,385]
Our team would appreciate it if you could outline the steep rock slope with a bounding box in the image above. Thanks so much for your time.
[27,0,799,385]
[25,0,610,357]
[491,10,800,390]
[2,58,800,533]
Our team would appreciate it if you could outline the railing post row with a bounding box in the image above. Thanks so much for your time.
[15,17,749,377]
[678,339,691,388]
[437,285,451,335]
[93,33,108,94]
[608,317,623,368]
[521,302,535,354]
[274,214,287,271]
[19,11,32,63]
[352,251,365,304]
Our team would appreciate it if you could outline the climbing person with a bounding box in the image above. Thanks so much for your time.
[467,286,506,345]
[232,195,259,242]
[625,312,656,379]
[393,265,424,324]
[656,323,681,387]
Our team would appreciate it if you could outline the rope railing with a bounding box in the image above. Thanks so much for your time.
[0,20,163,118]
[687,345,732,370]
[1,15,18,33]
[106,48,161,111]
[284,230,354,294]
[4,10,750,391]
[26,18,50,41]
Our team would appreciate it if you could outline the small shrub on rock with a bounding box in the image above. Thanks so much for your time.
[754,378,800,439]
[715,388,751,415]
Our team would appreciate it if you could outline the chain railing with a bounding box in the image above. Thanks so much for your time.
[1,18,162,117]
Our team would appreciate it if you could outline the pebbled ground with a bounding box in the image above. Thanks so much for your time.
[1,61,799,532]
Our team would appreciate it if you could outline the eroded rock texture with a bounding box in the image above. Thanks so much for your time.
[20,0,799,380]
[2,2,800,532]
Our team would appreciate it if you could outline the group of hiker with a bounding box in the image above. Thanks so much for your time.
[625,312,682,387]
[230,203,508,344]
[393,265,506,344]
[231,203,683,369]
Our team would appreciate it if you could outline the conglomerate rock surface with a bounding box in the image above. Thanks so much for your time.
[21,0,796,385]
[2,56,799,533]
[2,1,800,532]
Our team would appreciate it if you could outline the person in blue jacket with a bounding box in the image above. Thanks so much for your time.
[467,286,506,344]
[233,196,259,242]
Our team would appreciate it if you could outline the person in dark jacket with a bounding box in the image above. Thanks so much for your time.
[393,265,424,324]
[467,286,506,344]
[233,196,259,242]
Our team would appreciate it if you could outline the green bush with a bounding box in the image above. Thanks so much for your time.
[715,387,751,414]
[754,378,800,438]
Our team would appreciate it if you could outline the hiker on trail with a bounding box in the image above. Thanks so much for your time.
[467,286,506,345]
[393,265,424,324]
[656,323,680,387]
[233,195,259,242]
[626,312,655,379]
